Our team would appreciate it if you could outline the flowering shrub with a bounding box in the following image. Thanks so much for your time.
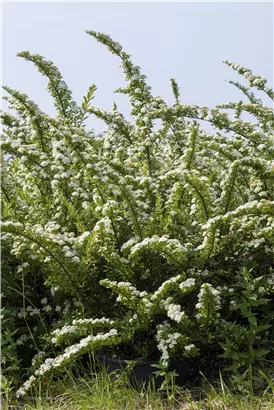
[1,31,274,395]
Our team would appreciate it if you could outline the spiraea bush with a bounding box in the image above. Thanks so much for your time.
[1,31,274,397]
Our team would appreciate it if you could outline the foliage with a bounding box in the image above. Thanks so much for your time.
[1,30,274,396]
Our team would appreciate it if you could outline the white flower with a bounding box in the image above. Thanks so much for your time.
[43,305,53,312]
[65,251,74,258]
[165,303,185,323]
[184,344,195,351]
[30,308,40,316]
[179,278,196,290]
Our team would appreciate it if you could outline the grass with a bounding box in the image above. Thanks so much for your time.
[2,366,274,410]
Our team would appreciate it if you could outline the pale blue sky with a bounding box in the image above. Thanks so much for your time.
[2,2,273,132]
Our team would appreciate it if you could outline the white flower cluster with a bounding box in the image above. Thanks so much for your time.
[130,236,187,263]
[165,303,185,323]
[156,322,182,367]
[72,317,115,326]
[160,297,186,323]
[16,375,36,397]
[150,275,182,302]
[224,61,268,88]
[179,277,196,291]
[17,306,41,318]
[31,351,46,367]
[121,237,141,253]
[100,279,142,302]
[196,284,221,321]
[16,328,118,397]
[50,317,117,344]
[51,325,79,344]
